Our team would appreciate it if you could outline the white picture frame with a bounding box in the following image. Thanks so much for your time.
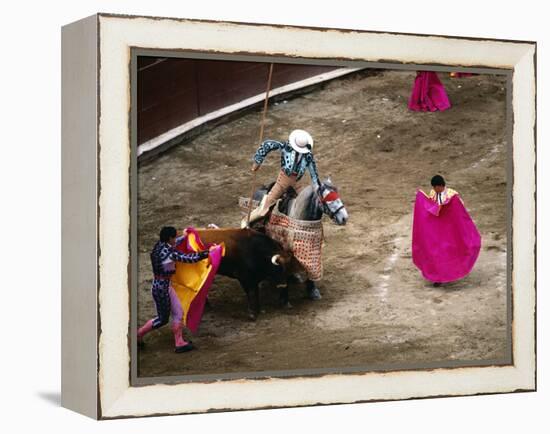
[61,13,536,419]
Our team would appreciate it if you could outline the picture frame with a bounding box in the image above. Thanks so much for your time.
[61,13,536,419]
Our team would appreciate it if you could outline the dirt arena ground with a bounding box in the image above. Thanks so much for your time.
[137,69,509,378]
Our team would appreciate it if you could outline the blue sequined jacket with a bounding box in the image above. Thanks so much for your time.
[150,239,208,279]
[253,140,320,185]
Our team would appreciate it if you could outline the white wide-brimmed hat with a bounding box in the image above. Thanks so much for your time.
[288,129,314,154]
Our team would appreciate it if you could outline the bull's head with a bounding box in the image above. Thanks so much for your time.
[271,251,291,267]
[271,250,307,281]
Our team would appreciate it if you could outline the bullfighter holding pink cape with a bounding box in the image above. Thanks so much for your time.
[412,175,481,286]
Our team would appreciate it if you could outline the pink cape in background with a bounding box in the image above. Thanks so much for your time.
[408,71,451,112]
[412,191,481,283]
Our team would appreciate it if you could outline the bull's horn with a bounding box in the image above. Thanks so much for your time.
[271,254,281,265]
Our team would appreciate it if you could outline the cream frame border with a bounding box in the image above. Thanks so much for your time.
[96,14,536,418]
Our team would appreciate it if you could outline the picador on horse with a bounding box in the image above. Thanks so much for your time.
[243,129,349,302]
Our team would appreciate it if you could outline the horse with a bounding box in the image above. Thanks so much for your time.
[250,177,348,303]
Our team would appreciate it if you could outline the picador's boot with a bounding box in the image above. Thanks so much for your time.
[171,321,194,353]
[137,319,154,347]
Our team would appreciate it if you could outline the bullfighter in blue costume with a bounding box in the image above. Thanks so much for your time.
[137,226,210,353]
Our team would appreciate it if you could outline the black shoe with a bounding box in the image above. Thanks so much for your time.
[433,282,441,287]
[174,342,194,353]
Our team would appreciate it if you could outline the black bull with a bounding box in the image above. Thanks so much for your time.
[196,228,306,320]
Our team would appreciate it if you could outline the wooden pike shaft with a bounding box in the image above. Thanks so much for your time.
[246,63,275,226]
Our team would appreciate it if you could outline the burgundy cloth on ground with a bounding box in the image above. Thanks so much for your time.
[450,72,477,78]
[412,191,481,283]
[408,71,451,112]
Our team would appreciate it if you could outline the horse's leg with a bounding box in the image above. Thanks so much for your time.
[306,279,322,300]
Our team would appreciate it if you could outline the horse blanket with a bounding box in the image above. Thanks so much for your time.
[266,207,324,281]
[239,197,324,281]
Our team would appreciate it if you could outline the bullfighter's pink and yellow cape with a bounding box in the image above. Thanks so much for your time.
[412,190,481,283]
[171,228,224,333]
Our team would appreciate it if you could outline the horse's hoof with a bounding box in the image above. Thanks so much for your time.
[248,312,257,321]
[308,287,322,300]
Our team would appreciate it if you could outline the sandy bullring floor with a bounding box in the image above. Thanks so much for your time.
[137,69,509,378]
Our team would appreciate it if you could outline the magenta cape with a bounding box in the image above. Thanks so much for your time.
[408,71,451,112]
[412,191,481,283]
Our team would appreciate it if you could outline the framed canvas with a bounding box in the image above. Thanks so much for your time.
[61,13,536,419]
